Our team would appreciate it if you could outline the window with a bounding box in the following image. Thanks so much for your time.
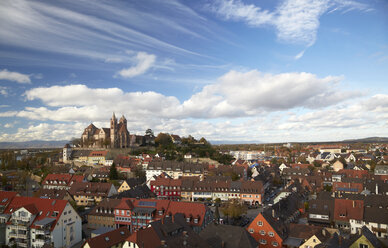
[257,221,263,226]
[260,239,267,244]
[248,228,254,234]
[359,244,368,248]
[268,232,274,237]
[272,241,278,247]
[260,230,266,235]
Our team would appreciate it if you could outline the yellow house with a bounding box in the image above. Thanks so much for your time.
[87,150,108,165]
[300,235,322,248]
[349,226,382,248]
[118,178,143,193]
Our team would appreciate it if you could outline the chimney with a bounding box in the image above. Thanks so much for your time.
[352,201,355,208]
[376,183,378,194]
[322,229,326,237]
[272,209,275,218]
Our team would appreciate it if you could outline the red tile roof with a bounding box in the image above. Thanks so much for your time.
[0,191,18,207]
[3,195,68,231]
[84,227,130,248]
[42,174,84,186]
[334,199,363,222]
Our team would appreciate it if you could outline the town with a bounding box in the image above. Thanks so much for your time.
[0,117,387,248]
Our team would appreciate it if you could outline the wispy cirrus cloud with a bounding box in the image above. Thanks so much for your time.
[0,69,31,84]
[210,0,371,47]
[117,52,156,78]
[0,0,209,65]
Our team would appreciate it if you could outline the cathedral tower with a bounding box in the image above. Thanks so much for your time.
[110,112,117,148]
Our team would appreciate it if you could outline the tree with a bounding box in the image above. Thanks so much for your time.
[109,163,119,180]
[155,133,173,147]
[145,128,154,137]
[133,164,146,182]
[220,199,247,221]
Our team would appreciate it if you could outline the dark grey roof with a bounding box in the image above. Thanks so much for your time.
[34,217,56,226]
[132,207,156,214]
[199,223,258,248]
[283,237,304,247]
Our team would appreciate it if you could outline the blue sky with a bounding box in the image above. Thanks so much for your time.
[0,0,387,143]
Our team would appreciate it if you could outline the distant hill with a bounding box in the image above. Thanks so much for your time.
[210,140,263,145]
[342,137,388,143]
[0,140,68,149]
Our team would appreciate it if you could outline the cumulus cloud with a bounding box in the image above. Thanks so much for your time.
[210,0,370,46]
[20,70,357,121]
[1,69,384,142]
[117,52,156,78]
[0,122,86,142]
[0,69,31,84]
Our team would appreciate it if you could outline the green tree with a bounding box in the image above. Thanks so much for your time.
[109,163,119,180]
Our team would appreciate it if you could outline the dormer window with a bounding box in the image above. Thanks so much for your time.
[194,218,198,224]
[186,217,190,223]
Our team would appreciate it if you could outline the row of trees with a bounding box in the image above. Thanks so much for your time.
[153,133,233,164]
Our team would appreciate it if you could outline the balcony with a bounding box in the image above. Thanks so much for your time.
[35,229,50,235]
[9,224,28,230]
[13,215,31,221]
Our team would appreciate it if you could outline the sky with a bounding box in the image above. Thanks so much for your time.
[0,0,387,143]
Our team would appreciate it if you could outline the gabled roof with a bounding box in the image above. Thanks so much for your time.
[0,191,18,207]
[200,223,258,248]
[333,199,363,221]
[3,195,68,231]
[84,227,130,248]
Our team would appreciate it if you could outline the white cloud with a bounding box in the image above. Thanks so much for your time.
[0,69,31,84]
[210,0,370,46]
[20,70,357,122]
[0,122,86,142]
[117,52,156,78]
[0,87,8,96]
[4,123,13,128]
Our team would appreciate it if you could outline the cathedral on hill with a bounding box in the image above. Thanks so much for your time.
[81,113,130,148]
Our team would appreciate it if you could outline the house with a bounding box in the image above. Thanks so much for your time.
[283,224,331,248]
[247,193,303,247]
[375,165,388,175]
[150,177,182,200]
[124,214,210,248]
[170,134,182,144]
[348,226,383,248]
[1,193,82,248]
[113,198,213,233]
[35,188,74,202]
[332,160,344,172]
[69,182,117,206]
[308,198,335,226]
[88,150,109,165]
[333,199,363,230]
[278,163,288,172]
[42,174,85,190]
[117,178,144,193]
[87,198,121,229]
[333,182,363,195]
[345,153,357,163]
[199,223,259,248]
[0,191,18,246]
[82,226,130,248]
